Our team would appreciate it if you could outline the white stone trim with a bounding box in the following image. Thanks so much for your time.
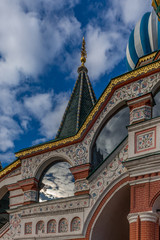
[139,212,158,223]
[127,213,138,223]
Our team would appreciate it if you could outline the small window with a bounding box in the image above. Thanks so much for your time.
[39,162,75,202]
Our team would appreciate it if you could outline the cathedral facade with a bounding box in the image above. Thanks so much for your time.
[1,9,160,240]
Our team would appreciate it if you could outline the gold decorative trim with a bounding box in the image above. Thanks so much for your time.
[0,160,21,178]
[15,61,160,158]
[137,52,157,66]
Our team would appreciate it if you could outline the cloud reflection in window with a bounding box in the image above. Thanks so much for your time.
[39,162,75,202]
[92,107,130,170]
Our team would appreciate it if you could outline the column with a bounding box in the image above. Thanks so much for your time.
[128,212,159,240]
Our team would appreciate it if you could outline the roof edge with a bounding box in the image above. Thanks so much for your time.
[15,56,160,158]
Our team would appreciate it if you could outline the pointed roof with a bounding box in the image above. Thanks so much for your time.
[56,38,97,139]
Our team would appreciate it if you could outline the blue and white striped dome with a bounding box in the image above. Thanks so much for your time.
[126,10,160,71]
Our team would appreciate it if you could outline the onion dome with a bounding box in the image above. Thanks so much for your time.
[126,10,160,70]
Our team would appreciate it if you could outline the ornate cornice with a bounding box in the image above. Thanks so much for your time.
[136,52,157,67]
[15,60,160,158]
[0,159,21,179]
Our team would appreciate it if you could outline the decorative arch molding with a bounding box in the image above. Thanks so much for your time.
[22,151,74,180]
[82,176,129,240]
[89,101,127,153]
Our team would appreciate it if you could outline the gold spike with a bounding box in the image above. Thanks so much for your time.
[80,36,87,66]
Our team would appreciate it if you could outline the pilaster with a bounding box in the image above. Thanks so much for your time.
[128,212,159,240]
[127,93,153,125]
[18,178,38,205]
[70,164,90,195]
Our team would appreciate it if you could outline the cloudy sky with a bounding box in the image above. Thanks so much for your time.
[0,0,152,167]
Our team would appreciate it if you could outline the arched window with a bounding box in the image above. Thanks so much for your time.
[0,191,9,229]
[59,218,68,233]
[71,217,81,231]
[92,107,130,170]
[47,219,56,233]
[39,162,75,202]
[36,221,45,234]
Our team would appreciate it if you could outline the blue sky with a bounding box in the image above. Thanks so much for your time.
[0,0,152,167]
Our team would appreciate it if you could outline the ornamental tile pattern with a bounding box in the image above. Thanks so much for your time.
[75,179,89,193]
[71,217,81,231]
[2,213,21,240]
[130,106,151,124]
[90,144,128,206]
[36,221,45,234]
[47,220,56,233]
[21,198,89,216]
[24,190,37,202]
[59,218,68,233]
[135,127,156,153]
[25,222,32,234]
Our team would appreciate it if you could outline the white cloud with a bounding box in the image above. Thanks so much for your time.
[0,152,16,165]
[0,116,23,152]
[24,91,70,140]
[85,0,152,81]
[40,162,74,201]
[0,0,81,165]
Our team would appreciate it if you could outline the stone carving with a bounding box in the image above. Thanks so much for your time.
[71,217,81,231]
[21,198,89,216]
[90,144,128,206]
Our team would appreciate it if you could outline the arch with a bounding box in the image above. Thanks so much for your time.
[36,221,45,234]
[47,219,56,233]
[35,154,73,181]
[71,217,81,232]
[59,218,68,233]
[82,176,129,239]
[90,104,130,170]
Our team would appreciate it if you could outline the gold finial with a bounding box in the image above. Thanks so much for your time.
[80,37,87,66]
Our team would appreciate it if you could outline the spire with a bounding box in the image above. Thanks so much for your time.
[56,37,97,139]
[81,37,87,66]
